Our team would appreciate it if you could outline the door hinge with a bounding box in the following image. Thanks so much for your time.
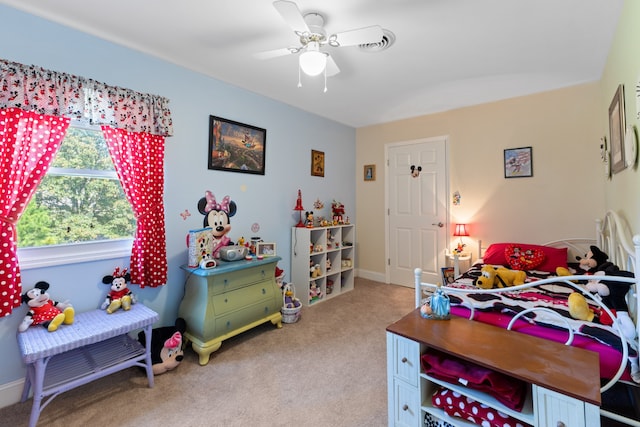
[387,258,390,265]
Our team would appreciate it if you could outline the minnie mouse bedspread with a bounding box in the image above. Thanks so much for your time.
[437,263,637,381]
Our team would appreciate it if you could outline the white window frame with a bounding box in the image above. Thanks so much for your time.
[18,238,133,270]
[17,121,134,270]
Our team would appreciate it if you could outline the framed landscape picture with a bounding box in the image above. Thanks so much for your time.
[208,115,266,175]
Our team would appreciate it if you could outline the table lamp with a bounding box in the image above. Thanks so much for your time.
[453,223,469,254]
[293,189,305,227]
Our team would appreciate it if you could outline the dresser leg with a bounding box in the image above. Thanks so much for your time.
[192,341,222,366]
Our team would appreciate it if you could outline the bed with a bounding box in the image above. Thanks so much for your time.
[414,210,640,426]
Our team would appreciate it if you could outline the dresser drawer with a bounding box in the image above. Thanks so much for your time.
[211,282,275,315]
[215,300,279,333]
[391,334,420,387]
[208,265,273,295]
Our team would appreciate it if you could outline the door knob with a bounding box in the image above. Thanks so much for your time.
[432,222,444,228]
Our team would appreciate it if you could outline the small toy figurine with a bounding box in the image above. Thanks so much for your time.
[331,200,345,225]
[19,281,74,332]
[102,267,137,314]
[305,211,314,228]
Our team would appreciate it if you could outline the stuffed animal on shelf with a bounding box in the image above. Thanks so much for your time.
[101,267,136,314]
[331,200,345,225]
[309,281,323,300]
[474,265,526,289]
[138,318,187,375]
[18,281,74,333]
[197,190,237,259]
[310,264,322,278]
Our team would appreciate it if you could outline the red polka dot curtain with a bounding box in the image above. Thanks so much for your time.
[0,59,173,316]
[0,109,70,316]
[102,126,167,289]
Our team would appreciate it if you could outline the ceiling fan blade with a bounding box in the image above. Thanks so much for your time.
[273,0,310,35]
[326,55,340,77]
[254,47,296,60]
[331,25,383,47]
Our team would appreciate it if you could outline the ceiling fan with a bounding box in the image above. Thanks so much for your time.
[256,0,384,90]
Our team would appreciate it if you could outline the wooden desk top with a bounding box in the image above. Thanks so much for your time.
[387,309,601,405]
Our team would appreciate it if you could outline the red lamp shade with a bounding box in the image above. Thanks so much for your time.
[453,223,469,237]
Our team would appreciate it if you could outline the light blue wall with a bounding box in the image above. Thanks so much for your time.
[0,5,355,391]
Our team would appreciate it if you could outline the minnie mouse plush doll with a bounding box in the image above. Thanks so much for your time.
[18,281,74,333]
[197,190,237,259]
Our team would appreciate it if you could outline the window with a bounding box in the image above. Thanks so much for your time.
[17,124,135,268]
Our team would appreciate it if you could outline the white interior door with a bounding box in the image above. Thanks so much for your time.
[386,137,448,287]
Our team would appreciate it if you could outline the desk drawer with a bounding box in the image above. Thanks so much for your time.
[209,266,273,294]
[212,282,276,315]
[391,334,420,387]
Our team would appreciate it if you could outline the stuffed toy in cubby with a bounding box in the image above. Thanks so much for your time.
[18,281,74,332]
[138,318,187,375]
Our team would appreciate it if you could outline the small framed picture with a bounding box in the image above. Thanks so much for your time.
[504,146,533,178]
[364,164,376,181]
[311,150,324,177]
[609,84,626,174]
[256,242,276,257]
[441,267,455,285]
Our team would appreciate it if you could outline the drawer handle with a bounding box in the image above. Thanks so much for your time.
[262,288,266,294]
[402,404,409,411]
[401,357,408,363]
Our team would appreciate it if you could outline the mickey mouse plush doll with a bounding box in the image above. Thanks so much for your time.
[101,267,136,314]
[197,190,237,259]
[18,281,74,333]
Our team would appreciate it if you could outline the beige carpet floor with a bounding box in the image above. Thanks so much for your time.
[0,278,414,427]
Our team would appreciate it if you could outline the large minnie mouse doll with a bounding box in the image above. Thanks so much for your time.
[197,190,237,259]
[18,281,74,333]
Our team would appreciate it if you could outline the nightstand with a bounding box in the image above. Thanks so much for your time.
[446,252,471,277]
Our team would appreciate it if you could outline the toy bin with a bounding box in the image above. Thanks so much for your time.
[281,283,302,324]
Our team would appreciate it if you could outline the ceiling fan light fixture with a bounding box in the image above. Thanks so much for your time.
[299,46,327,76]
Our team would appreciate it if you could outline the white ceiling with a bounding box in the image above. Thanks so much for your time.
[0,0,623,128]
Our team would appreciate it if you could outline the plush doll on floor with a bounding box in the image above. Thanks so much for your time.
[138,318,187,375]
[101,267,136,314]
[18,281,74,332]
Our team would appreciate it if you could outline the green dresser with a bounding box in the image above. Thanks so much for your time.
[178,256,283,365]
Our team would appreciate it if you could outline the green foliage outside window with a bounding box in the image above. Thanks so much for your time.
[17,127,136,248]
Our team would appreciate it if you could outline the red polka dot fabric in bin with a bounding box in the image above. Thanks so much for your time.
[432,387,532,427]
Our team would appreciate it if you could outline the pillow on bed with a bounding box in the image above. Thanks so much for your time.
[483,242,568,272]
[505,244,545,271]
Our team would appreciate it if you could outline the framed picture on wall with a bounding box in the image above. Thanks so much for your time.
[208,115,266,175]
[311,150,325,177]
[364,164,376,181]
[503,146,533,178]
[609,84,626,174]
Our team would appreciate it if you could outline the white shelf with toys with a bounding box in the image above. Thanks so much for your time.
[290,224,355,306]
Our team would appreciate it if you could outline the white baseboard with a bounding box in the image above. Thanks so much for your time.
[0,378,25,409]
[356,268,385,283]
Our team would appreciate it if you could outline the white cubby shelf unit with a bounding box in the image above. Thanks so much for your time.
[290,224,355,306]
